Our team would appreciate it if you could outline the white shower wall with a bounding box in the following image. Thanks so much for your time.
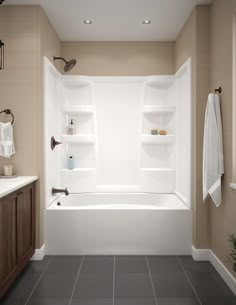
[94,77,142,189]
[175,59,192,207]
[43,58,64,208]
[43,57,191,208]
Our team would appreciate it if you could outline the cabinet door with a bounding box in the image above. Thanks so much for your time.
[17,184,35,266]
[0,193,18,294]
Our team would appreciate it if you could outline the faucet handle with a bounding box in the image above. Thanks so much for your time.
[51,136,62,150]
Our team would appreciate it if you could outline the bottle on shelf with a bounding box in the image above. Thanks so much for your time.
[68,156,74,170]
[67,119,75,135]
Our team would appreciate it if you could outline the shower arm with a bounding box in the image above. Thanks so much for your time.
[53,56,68,64]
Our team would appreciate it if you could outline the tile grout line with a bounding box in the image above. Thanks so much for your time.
[176,256,203,305]
[113,256,115,305]
[24,255,54,305]
[145,256,158,305]
[68,255,84,305]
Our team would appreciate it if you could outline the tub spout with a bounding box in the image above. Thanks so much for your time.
[52,187,69,196]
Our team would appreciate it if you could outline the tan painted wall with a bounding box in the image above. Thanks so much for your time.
[62,42,175,75]
[210,0,236,277]
[175,6,211,249]
[2,4,235,278]
[0,5,61,248]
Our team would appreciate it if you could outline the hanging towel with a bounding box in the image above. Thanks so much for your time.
[203,93,224,207]
[0,122,15,158]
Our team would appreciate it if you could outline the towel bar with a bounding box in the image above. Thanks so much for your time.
[0,109,14,125]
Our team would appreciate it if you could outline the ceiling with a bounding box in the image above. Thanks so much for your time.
[4,0,212,41]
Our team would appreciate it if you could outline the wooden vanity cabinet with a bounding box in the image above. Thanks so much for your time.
[0,182,35,299]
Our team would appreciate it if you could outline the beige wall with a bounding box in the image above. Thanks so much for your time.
[62,42,175,75]
[0,5,61,248]
[1,3,236,279]
[210,0,236,277]
[176,1,236,278]
[175,6,211,249]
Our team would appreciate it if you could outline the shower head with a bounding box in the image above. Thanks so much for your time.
[53,56,77,72]
[64,58,77,72]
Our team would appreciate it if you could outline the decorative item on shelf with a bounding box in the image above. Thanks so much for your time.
[151,129,158,135]
[159,130,167,135]
[67,118,75,135]
[68,156,74,170]
[0,40,4,70]
[226,233,236,272]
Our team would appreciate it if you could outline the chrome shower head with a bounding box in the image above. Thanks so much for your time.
[53,56,77,72]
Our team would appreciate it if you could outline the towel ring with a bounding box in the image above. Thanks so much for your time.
[0,109,14,125]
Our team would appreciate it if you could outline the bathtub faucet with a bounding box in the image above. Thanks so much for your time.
[52,187,69,196]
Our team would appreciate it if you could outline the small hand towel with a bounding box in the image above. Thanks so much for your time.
[203,93,224,207]
[0,122,15,158]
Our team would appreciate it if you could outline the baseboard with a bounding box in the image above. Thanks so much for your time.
[209,249,236,295]
[191,245,209,261]
[31,244,45,261]
[192,245,236,295]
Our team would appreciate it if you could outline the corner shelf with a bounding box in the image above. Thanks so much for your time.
[140,134,175,144]
[62,77,92,89]
[62,105,93,115]
[143,105,175,114]
[144,76,175,89]
[61,134,96,144]
[140,168,175,172]
[61,168,96,172]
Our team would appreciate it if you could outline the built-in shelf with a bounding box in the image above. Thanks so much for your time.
[61,168,96,172]
[140,168,175,172]
[62,105,93,114]
[143,105,175,114]
[145,76,174,89]
[140,134,175,144]
[62,77,92,89]
[61,134,96,144]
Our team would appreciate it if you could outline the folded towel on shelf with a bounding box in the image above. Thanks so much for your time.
[0,122,15,158]
[203,93,224,207]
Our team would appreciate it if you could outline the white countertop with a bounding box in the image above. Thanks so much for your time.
[0,176,38,199]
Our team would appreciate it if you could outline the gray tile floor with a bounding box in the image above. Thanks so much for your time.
[1,256,236,305]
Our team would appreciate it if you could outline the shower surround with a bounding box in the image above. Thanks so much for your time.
[43,57,192,255]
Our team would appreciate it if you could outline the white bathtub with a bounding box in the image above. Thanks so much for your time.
[44,193,192,255]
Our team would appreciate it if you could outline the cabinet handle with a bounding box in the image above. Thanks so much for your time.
[17,191,23,196]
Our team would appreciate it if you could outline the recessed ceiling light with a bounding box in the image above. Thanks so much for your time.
[84,20,92,24]
[143,20,151,25]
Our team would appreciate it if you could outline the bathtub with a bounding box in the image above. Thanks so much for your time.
[44,193,192,255]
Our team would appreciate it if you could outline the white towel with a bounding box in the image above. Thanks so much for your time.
[203,93,224,207]
[0,122,15,158]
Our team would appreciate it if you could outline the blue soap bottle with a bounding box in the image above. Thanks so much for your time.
[68,156,74,170]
